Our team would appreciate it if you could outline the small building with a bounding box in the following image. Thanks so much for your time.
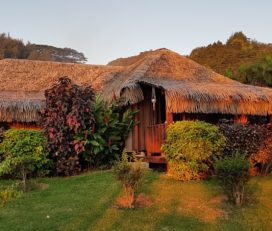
[1,49,272,163]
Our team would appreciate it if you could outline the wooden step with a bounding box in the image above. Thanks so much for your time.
[144,156,166,163]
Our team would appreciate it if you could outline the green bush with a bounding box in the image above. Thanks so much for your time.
[114,151,144,208]
[214,153,250,205]
[167,161,209,181]
[0,129,51,191]
[162,121,226,181]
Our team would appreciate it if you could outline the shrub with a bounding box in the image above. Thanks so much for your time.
[219,123,272,175]
[251,136,272,175]
[114,151,144,208]
[0,129,51,191]
[77,97,137,168]
[0,183,22,207]
[219,123,267,157]
[41,77,95,175]
[167,161,208,181]
[214,153,250,206]
[162,121,226,181]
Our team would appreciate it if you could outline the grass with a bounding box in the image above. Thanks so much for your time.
[1,171,272,231]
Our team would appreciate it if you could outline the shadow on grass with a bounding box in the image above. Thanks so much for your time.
[155,209,210,231]
[244,179,261,205]
[83,170,161,231]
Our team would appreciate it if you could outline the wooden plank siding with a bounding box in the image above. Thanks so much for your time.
[145,123,166,155]
[8,122,42,130]
[130,85,166,153]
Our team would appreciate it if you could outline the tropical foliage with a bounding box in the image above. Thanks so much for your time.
[41,77,95,175]
[77,97,137,168]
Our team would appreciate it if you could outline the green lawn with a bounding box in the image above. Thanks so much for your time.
[1,170,272,231]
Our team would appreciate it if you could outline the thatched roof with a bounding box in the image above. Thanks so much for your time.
[0,91,44,122]
[0,59,123,91]
[104,48,272,116]
[1,48,272,122]
[0,59,123,122]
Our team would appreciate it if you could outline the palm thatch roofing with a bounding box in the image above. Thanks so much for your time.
[0,59,123,122]
[1,48,272,122]
[104,48,272,116]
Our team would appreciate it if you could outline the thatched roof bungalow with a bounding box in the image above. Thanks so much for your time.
[1,48,272,161]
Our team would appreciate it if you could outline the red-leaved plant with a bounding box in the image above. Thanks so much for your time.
[219,123,272,176]
[40,77,94,175]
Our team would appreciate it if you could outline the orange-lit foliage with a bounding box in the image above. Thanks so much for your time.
[251,136,272,175]
[189,31,272,80]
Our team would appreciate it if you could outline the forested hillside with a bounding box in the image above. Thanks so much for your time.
[0,33,87,63]
[108,32,272,87]
[189,32,272,86]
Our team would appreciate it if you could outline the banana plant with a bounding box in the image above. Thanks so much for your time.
[76,96,138,168]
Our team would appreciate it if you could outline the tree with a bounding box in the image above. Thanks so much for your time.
[189,31,272,79]
[215,153,250,206]
[27,44,87,63]
[226,32,250,50]
[237,56,272,87]
[0,129,50,191]
[0,33,87,63]
[114,151,144,208]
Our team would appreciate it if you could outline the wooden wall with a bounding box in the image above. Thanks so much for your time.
[124,85,166,153]
[7,122,41,130]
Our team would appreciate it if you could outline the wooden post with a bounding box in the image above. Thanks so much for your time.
[234,114,248,124]
[166,112,173,125]
[133,105,139,152]
[181,113,186,121]
[268,115,272,125]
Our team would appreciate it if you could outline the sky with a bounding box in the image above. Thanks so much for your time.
[1,0,272,64]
